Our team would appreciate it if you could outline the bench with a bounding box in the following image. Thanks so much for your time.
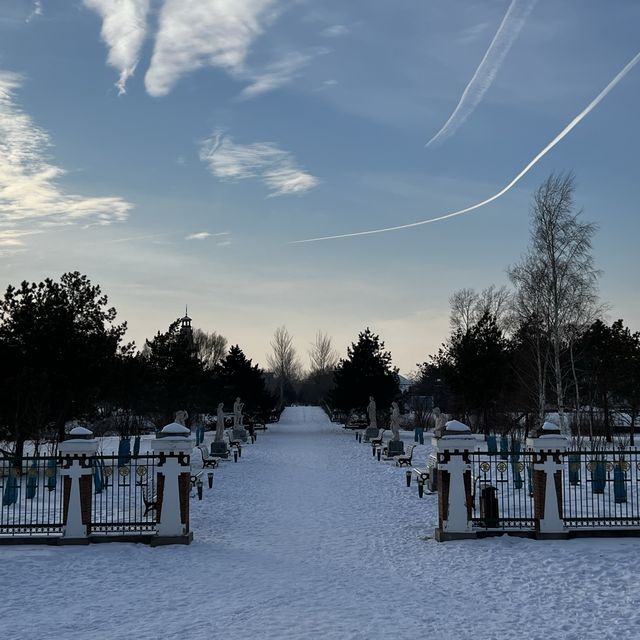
[190,469,204,489]
[141,484,158,516]
[407,458,437,497]
[395,445,416,467]
[198,445,220,468]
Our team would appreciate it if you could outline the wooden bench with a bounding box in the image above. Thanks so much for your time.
[198,445,220,468]
[395,445,416,467]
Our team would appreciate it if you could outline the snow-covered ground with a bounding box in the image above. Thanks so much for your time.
[1,406,638,639]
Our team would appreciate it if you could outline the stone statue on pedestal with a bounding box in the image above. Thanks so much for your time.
[364,396,379,442]
[390,402,400,441]
[386,401,405,456]
[367,396,377,429]
[232,396,248,442]
[215,403,225,442]
[233,397,242,427]
[211,402,230,456]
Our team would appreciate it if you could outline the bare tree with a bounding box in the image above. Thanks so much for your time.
[509,256,551,424]
[509,173,599,431]
[308,331,338,374]
[450,285,512,333]
[449,288,478,333]
[267,326,302,405]
[193,329,228,369]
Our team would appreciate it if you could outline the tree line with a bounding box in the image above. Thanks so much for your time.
[414,174,640,442]
[1,173,637,450]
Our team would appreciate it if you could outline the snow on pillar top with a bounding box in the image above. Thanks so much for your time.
[158,422,191,438]
[66,426,94,440]
[443,420,471,435]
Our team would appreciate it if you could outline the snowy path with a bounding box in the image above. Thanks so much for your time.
[2,406,639,639]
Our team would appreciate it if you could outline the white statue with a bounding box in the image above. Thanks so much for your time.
[233,397,242,428]
[367,396,377,429]
[215,403,225,442]
[390,402,400,441]
[174,410,188,426]
[433,407,446,436]
[239,402,245,426]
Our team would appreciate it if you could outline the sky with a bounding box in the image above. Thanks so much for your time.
[0,0,639,375]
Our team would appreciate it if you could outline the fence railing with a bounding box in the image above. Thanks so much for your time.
[0,455,64,537]
[435,425,640,541]
[563,450,640,528]
[468,451,536,531]
[91,454,159,535]
[0,448,186,543]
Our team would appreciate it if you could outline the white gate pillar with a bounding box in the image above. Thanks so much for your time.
[151,422,194,545]
[434,421,480,541]
[59,426,99,542]
[526,422,569,538]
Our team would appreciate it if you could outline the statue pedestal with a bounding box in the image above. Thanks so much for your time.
[387,440,404,457]
[211,441,229,458]
[232,428,248,443]
[364,426,378,442]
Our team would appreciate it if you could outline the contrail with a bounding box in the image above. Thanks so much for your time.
[426,0,538,148]
[291,49,640,245]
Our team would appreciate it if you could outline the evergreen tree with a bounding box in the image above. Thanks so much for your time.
[214,345,274,413]
[143,319,207,424]
[433,313,511,434]
[0,272,127,451]
[330,328,399,412]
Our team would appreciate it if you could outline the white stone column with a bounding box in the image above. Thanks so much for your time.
[151,423,194,543]
[59,426,99,542]
[434,421,480,541]
[526,422,569,537]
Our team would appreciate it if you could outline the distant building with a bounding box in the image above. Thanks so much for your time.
[179,307,195,354]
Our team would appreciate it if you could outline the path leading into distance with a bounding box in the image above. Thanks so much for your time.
[2,406,638,639]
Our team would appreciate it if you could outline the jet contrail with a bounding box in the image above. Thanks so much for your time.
[426,0,538,148]
[291,49,640,245]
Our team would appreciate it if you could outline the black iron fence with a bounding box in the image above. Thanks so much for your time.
[91,453,158,535]
[469,450,536,531]
[563,450,640,528]
[462,447,640,533]
[0,455,64,537]
[1,453,159,540]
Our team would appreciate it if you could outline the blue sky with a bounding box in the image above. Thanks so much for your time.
[0,0,639,373]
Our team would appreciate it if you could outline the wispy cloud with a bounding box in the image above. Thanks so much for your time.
[185,231,229,240]
[200,130,319,197]
[83,0,150,95]
[426,0,538,147]
[321,24,349,38]
[0,72,132,236]
[238,51,312,100]
[0,229,41,255]
[145,0,281,98]
[292,48,640,243]
[26,1,43,23]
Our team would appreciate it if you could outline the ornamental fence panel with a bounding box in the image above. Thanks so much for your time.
[562,449,640,528]
[0,455,64,537]
[468,450,536,531]
[91,453,159,535]
[0,453,160,540]
[451,447,640,534]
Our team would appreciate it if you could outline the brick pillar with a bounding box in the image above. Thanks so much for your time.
[59,426,99,543]
[434,421,481,541]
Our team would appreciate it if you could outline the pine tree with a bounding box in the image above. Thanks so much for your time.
[214,345,274,412]
[330,328,399,412]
